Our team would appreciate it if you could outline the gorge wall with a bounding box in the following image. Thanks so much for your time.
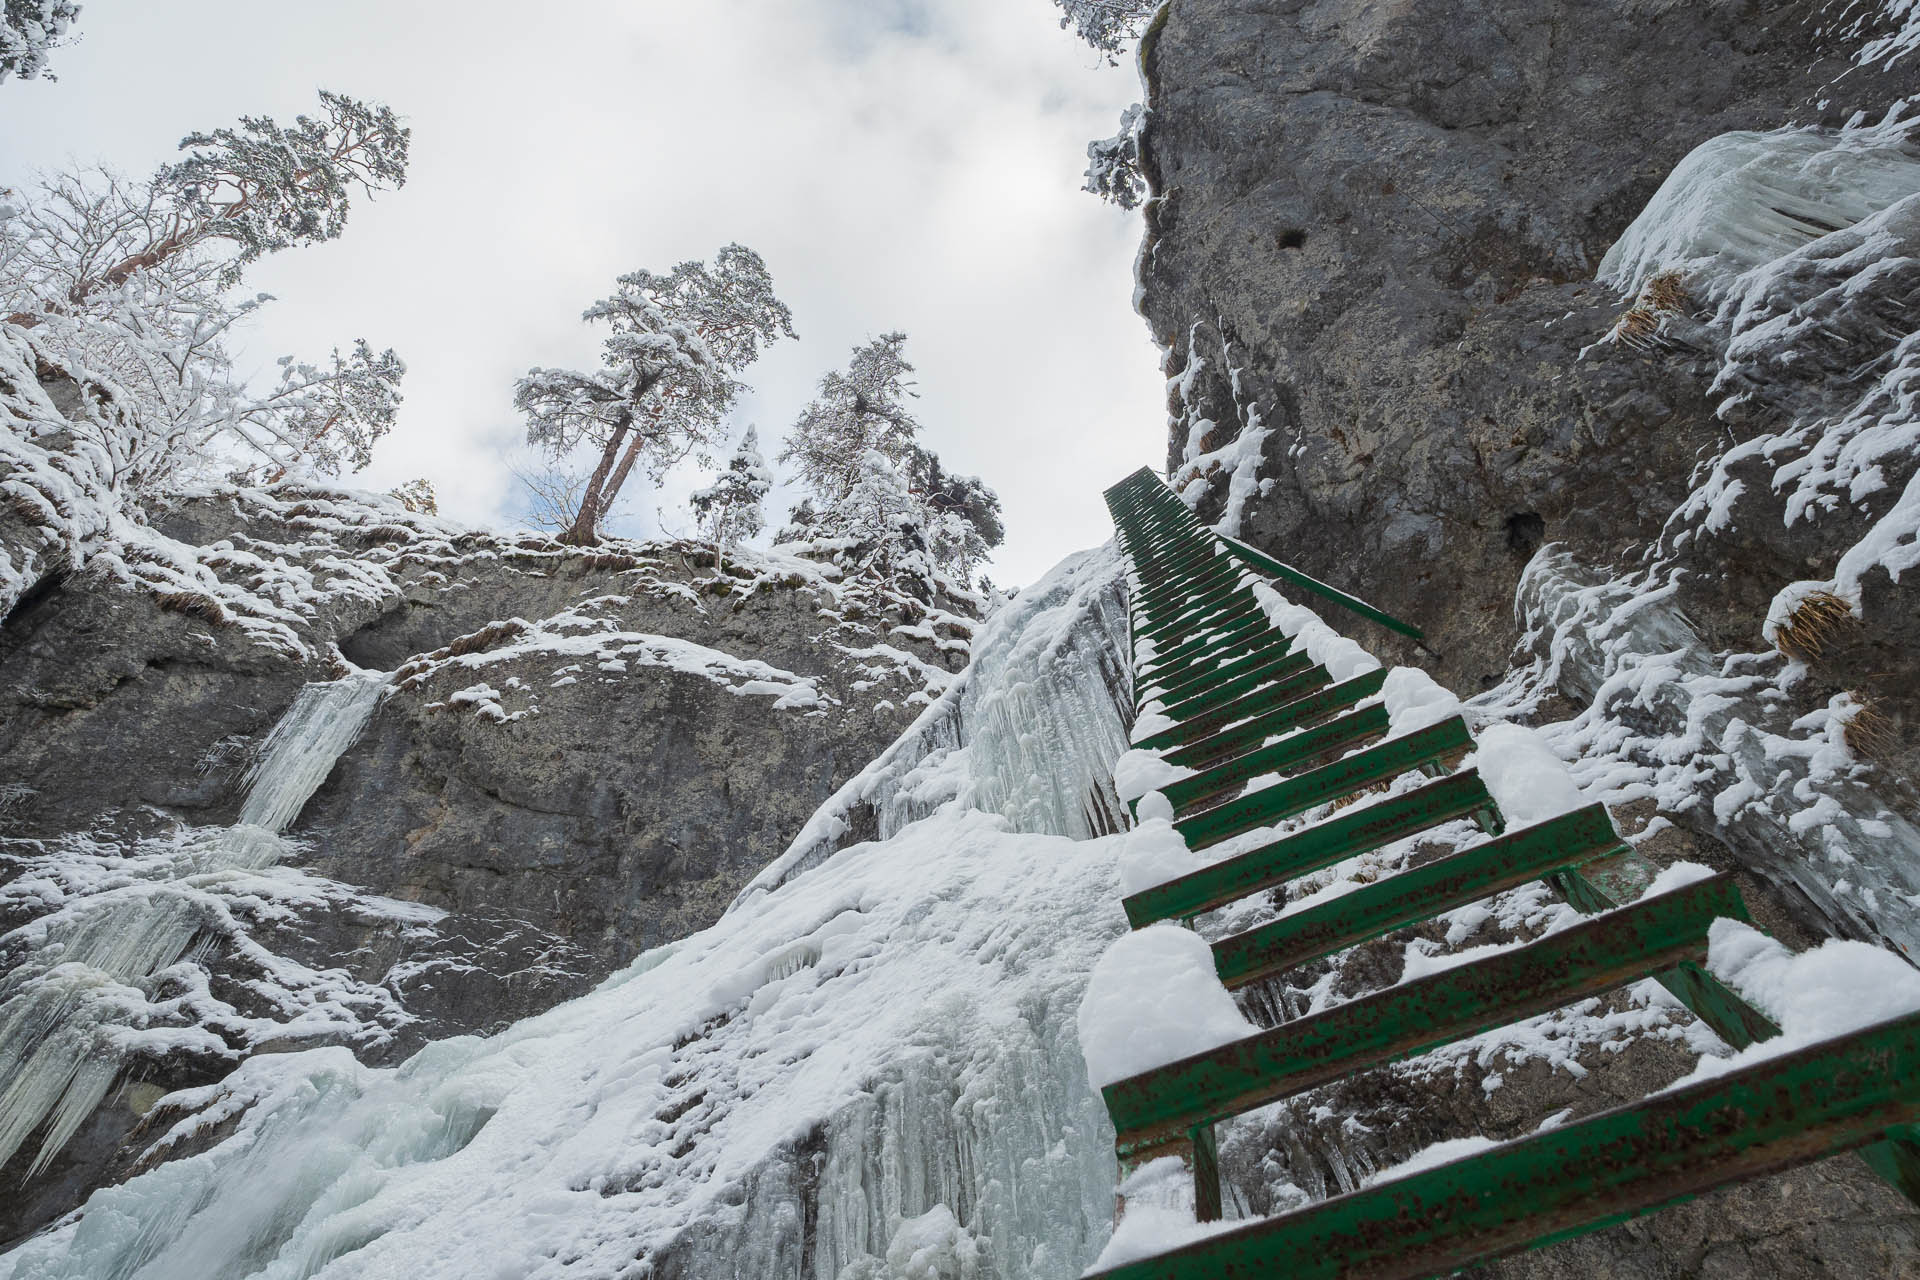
[0,425,971,1242]
[1131,0,1920,1272]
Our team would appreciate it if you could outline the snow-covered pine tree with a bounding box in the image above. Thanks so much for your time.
[776,333,1003,596]
[0,92,410,493]
[908,445,1004,583]
[1051,0,1160,61]
[778,330,919,504]
[6,91,408,327]
[0,0,79,83]
[1084,103,1146,209]
[689,426,772,574]
[516,245,795,547]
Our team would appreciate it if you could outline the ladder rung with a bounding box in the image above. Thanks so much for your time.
[1139,597,1266,645]
[1141,630,1296,706]
[1165,704,1392,816]
[1135,665,1333,752]
[1087,1008,1920,1280]
[1124,771,1494,930]
[1156,651,1314,723]
[1163,669,1389,771]
[1136,565,1242,617]
[1175,717,1475,851]
[1103,874,1749,1155]
[1138,616,1270,675]
[1211,804,1624,986]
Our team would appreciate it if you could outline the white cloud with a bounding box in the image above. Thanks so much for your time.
[0,0,1165,585]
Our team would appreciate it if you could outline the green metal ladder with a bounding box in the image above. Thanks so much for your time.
[1087,466,1920,1279]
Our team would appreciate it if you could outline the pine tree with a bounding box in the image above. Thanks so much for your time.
[0,0,79,83]
[1084,103,1146,209]
[1052,0,1160,61]
[689,426,772,574]
[0,93,410,493]
[778,331,918,505]
[6,91,409,328]
[516,245,794,546]
[776,333,1003,592]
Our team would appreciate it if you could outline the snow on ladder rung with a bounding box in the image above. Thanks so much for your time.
[1138,630,1297,706]
[1085,1008,1920,1280]
[1160,668,1389,771]
[1174,716,1475,851]
[1133,664,1334,753]
[1210,803,1626,986]
[1102,874,1750,1159]
[1161,702,1392,817]
[1154,650,1315,724]
[1123,770,1496,929]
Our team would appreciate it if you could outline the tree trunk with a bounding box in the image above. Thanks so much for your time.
[574,425,651,545]
[558,411,633,546]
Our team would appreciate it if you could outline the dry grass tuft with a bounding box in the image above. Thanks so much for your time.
[1773,590,1854,662]
[156,590,230,626]
[445,618,528,658]
[1328,780,1394,813]
[1844,697,1900,761]
[1608,269,1692,350]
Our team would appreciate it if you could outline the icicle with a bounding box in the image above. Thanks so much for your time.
[238,672,387,833]
[0,669,390,1179]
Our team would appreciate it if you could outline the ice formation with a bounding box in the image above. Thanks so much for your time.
[0,549,1137,1280]
[1504,549,1920,957]
[1596,123,1920,300]
[0,669,387,1179]
[739,545,1132,901]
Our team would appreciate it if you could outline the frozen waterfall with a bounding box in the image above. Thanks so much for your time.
[738,543,1133,901]
[0,669,388,1181]
[0,549,1135,1280]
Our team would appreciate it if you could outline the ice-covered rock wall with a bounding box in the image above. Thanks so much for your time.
[0,546,1138,1280]
[739,544,1133,901]
[0,671,387,1182]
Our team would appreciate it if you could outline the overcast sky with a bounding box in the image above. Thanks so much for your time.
[0,0,1166,586]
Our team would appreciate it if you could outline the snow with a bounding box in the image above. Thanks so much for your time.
[1077,922,1255,1090]
[1361,1134,1500,1188]
[1116,819,1203,897]
[1502,547,1920,957]
[1247,583,1381,682]
[0,543,1136,1280]
[1112,748,1193,803]
[1380,666,1463,735]
[1129,710,1177,744]
[1676,917,1920,1086]
[1084,1157,1237,1272]
[1132,790,1175,824]
[1466,722,1587,827]
[399,595,837,718]
[1,799,1127,1280]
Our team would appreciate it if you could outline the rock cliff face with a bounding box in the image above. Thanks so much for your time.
[0,467,967,1242]
[1134,0,1920,1271]
[1135,0,1920,686]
